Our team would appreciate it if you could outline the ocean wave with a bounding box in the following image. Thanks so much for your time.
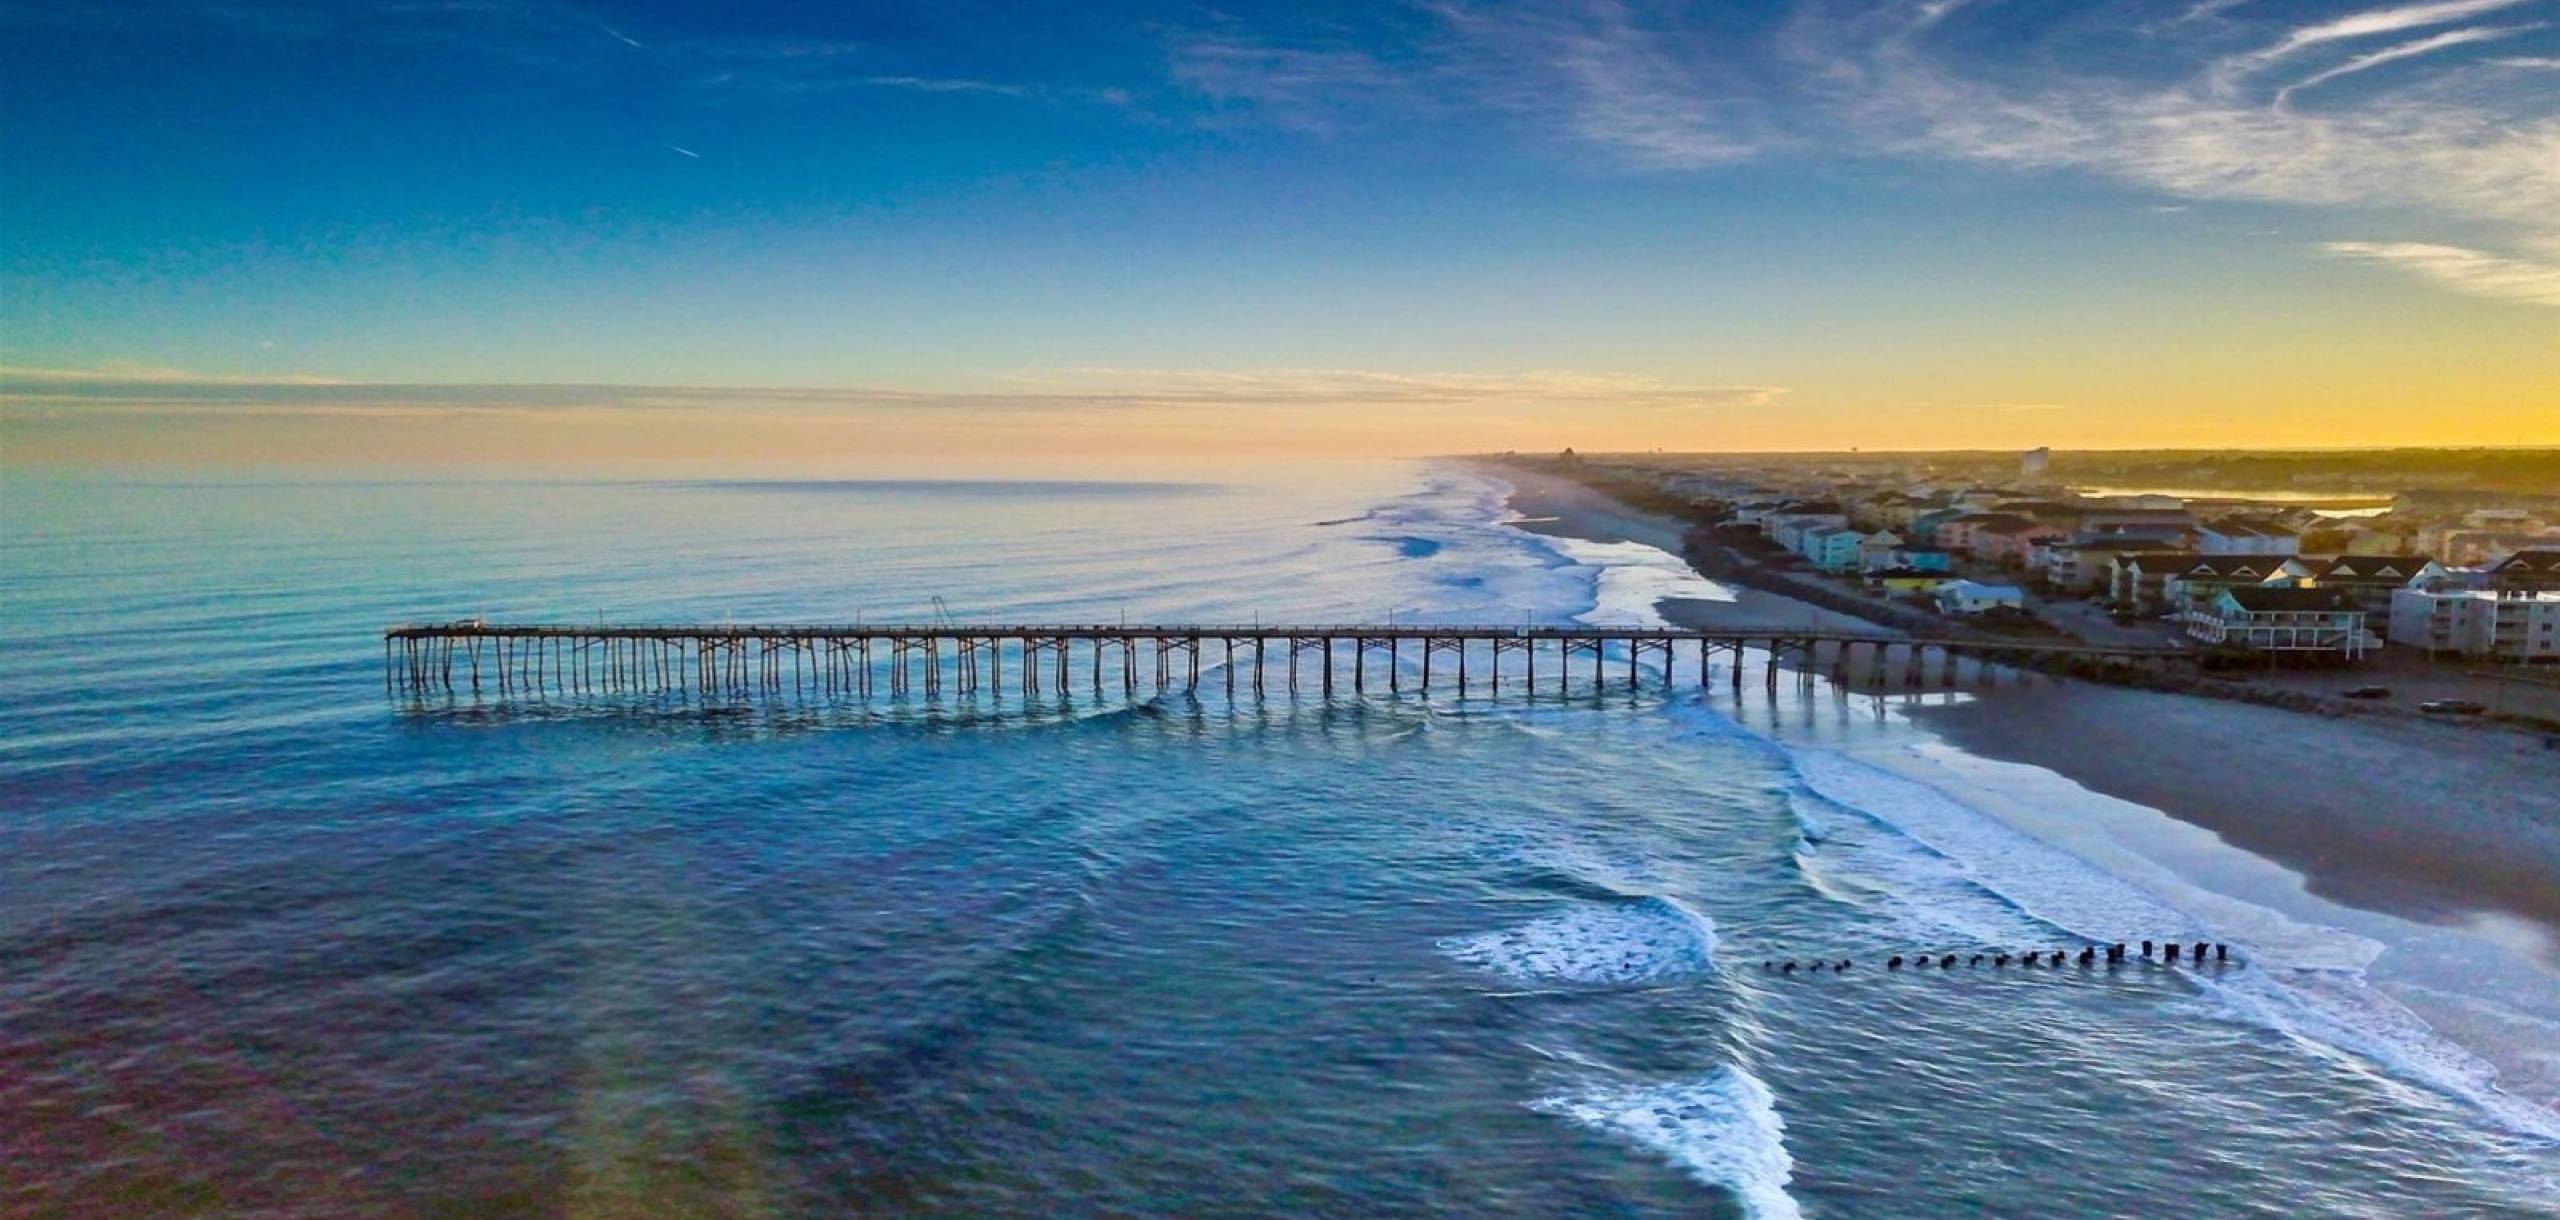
[1541,536,1735,628]
[1781,737,2560,1139]
[1367,534,1444,559]
[1784,747,2200,946]
[1441,896,1719,985]
[1449,468,2560,1146]
[1536,1064,1801,1219]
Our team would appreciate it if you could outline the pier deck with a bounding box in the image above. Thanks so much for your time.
[385,621,2192,700]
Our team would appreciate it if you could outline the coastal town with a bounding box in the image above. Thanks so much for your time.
[1492,448,2560,728]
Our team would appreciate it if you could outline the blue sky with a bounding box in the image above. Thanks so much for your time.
[2,0,2555,458]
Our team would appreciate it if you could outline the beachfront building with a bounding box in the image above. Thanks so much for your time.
[1933,580,2027,616]
[2428,529,2560,568]
[2076,506,2196,537]
[1857,531,1906,572]
[1974,519,2069,568]
[1766,509,1849,552]
[2298,555,2443,635]
[1906,507,1970,548]
[2153,554,2312,611]
[1729,499,1789,529]
[2388,585,2560,662]
[2355,518,2425,552]
[2108,552,2295,611]
[1849,492,1935,531]
[1939,512,2037,558]
[2490,548,2560,592]
[2055,539,2180,595]
[1801,526,1867,573]
[2183,587,2373,660]
[1867,567,1954,596]
[2197,518,2302,556]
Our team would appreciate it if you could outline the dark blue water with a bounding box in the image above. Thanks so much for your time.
[4,466,2555,1217]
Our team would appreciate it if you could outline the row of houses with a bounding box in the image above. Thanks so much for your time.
[1701,467,2560,662]
[2133,549,2560,663]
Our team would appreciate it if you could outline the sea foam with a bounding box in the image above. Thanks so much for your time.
[1441,897,1719,984]
[1539,536,1735,627]
[1537,1064,1801,1220]
[1428,463,2560,1145]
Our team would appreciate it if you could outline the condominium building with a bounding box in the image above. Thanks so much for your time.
[2185,587,2373,660]
[2388,585,2560,662]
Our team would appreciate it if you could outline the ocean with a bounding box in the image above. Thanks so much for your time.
[3,462,2555,1218]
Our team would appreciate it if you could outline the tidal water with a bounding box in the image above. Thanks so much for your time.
[3,464,2555,1218]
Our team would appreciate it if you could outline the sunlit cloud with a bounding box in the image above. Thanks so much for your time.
[2,366,1789,414]
[1000,367,1788,409]
[1789,1,2560,232]
[0,362,347,386]
[2321,240,2560,304]
[1169,1,2559,269]
[2209,0,2542,90]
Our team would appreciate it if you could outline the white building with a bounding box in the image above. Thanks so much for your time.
[1857,531,1907,573]
[1766,512,1849,551]
[2196,519,2301,556]
[1933,580,2026,616]
[2186,587,2373,660]
[2388,586,2560,662]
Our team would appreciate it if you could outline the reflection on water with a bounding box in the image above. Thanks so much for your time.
[3,466,2553,1217]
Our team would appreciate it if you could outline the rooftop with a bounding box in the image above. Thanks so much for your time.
[2222,587,2358,614]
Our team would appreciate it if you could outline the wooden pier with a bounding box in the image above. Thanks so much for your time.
[384,621,2193,701]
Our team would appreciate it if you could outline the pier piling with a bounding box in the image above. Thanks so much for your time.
[381,621,2190,706]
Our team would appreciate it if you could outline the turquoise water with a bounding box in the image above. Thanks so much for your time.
[3,464,2554,1217]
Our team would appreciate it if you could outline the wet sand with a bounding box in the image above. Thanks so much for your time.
[1499,466,1893,636]
[1914,683,2560,935]
[1479,460,2560,943]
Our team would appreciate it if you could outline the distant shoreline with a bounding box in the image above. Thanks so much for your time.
[1470,459,2560,952]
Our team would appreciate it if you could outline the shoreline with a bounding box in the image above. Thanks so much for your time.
[1477,460,2560,949]
[1496,465,1906,637]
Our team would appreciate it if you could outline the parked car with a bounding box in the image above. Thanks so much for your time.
[2419,699,2487,715]
[2342,686,2392,700]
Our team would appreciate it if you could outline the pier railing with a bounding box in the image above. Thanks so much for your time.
[385,621,2193,701]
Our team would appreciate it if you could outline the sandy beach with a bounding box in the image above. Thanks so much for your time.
[1499,465,1896,636]
[1484,460,2560,947]
[1914,683,2560,934]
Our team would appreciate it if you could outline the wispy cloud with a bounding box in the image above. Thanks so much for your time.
[860,75,1027,96]
[2275,23,2541,104]
[1788,1,2560,230]
[1,366,1789,415]
[2321,240,2560,304]
[0,362,346,386]
[999,367,1787,409]
[2231,0,2539,69]
[1167,37,1410,131]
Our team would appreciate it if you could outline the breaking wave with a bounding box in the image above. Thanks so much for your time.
[1536,1064,1800,1219]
